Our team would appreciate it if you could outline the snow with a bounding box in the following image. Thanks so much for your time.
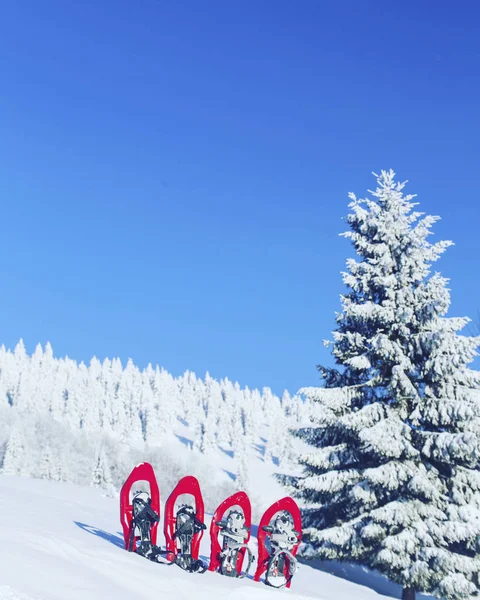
[0,475,424,600]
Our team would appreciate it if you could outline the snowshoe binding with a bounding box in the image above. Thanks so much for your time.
[164,475,207,574]
[120,462,160,551]
[216,509,254,578]
[128,491,175,565]
[254,497,302,589]
[172,504,207,573]
[263,511,300,588]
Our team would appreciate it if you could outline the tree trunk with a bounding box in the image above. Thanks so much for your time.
[402,588,416,600]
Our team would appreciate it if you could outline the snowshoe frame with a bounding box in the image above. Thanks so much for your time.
[253,496,302,589]
[120,462,160,551]
[164,475,207,573]
[209,491,253,578]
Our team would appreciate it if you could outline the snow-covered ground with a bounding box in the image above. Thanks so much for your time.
[0,475,431,600]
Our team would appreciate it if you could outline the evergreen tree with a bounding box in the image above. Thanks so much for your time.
[240,399,255,450]
[207,374,228,445]
[199,402,217,455]
[154,367,177,438]
[91,447,114,495]
[282,171,480,600]
[40,445,55,480]
[1,427,28,476]
[235,437,250,493]
[54,456,67,483]
[0,344,17,407]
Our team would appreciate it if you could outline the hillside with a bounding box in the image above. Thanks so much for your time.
[0,475,429,600]
[0,341,307,515]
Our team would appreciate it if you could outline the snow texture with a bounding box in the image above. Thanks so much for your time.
[0,475,436,600]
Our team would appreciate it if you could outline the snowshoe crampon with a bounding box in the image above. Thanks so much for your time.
[253,497,302,589]
[120,463,174,565]
[209,491,254,578]
[164,475,207,573]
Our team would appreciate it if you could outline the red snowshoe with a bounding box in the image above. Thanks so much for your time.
[164,475,207,573]
[253,497,302,589]
[120,462,160,551]
[120,463,174,564]
[209,491,254,578]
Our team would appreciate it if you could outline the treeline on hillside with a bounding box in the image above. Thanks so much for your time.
[0,341,306,509]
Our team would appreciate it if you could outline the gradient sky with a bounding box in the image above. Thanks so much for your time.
[0,0,479,395]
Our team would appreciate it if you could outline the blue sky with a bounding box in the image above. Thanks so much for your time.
[0,0,479,395]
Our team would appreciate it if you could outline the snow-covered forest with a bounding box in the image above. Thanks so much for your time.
[0,341,306,508]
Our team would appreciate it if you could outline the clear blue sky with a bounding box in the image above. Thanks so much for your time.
[1,0,479,395]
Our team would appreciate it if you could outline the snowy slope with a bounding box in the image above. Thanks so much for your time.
[0,475,425,600]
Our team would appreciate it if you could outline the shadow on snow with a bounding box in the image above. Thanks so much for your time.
[74,520,436,597]
[222,469,236,481]
[301,558,435,600]
[74,521,124,549]
[174,433,193,449]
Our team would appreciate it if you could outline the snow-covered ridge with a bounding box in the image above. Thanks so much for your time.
[0,341,308,511]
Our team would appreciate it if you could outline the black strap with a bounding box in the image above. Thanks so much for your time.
[128,497,161,555]
[264,550,296,588]
[219,544,254,578]
[175,556,207,573]
[173,514,206,540]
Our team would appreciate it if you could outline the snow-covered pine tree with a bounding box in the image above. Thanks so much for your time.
[154,367,177,438]
[91,447,114,495]
[1,426,28,476]
[240,394,256,451]
[269,400,294,465]
[235,438,250,493]
[282,170,480,600]
[0,345,17,408]
[40,445,55,480]
[199,399,218,455]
